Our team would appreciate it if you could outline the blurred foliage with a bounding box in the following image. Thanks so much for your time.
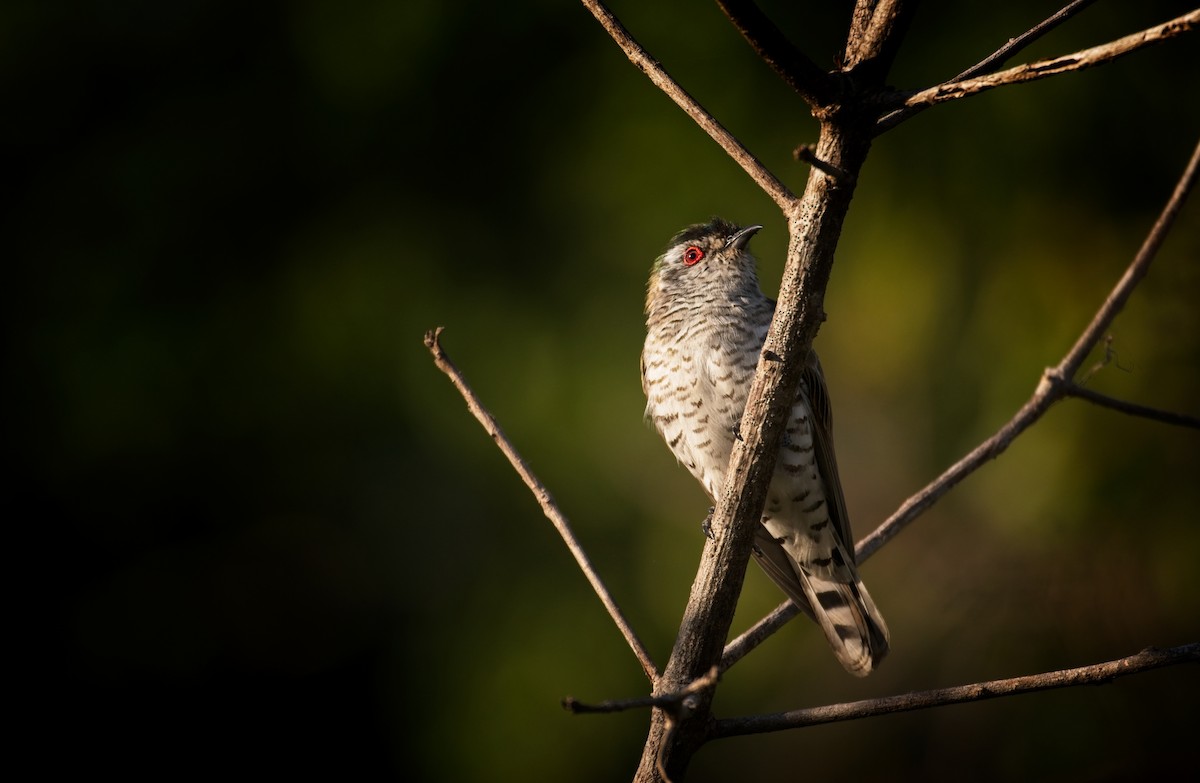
[7,0,1199,779]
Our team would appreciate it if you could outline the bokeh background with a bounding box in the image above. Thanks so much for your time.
[10,1,1199,779]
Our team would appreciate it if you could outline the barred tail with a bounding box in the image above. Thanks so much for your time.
[750,529,891,676]
[797,571,890,677]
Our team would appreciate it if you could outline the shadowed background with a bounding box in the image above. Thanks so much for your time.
[9,1,1199,779]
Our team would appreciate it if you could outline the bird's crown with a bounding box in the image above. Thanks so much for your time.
[645,217,765,318]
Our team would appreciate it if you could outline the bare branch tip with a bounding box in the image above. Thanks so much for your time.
[424,325,445,352]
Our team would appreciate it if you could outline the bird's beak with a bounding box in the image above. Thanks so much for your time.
[727,224,763,251]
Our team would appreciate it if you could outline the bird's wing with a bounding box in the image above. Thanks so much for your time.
[801,351,857,566]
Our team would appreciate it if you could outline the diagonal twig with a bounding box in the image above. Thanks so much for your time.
[714,643,1200,737]
[725,136,1200,667]
[424,327,659,682]
[579,0,795,210]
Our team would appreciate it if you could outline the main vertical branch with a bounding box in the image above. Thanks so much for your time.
[625,0,916,775]
[635,122,874,781]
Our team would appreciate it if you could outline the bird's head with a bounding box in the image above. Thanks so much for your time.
[646,218,763,315]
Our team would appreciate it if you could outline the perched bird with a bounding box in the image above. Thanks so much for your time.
[641,218,889,676]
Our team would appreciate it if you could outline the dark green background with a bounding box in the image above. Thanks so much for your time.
[10,1,1199,779]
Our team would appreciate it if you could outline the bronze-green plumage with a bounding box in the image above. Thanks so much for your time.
[641,218,889,676]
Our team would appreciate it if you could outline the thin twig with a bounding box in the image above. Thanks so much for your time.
[877,9,1199,133]
[1064,383,1200,430]
[563,666,719,715]
[726,137,1200,665]
[714,0,834,107]
[424,327,659,681]
[579,0,796,210]
[714,643,1200,737]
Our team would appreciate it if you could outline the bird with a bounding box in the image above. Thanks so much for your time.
[640,217,889,676]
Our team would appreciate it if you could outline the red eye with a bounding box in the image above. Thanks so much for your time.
[683,246,704,266]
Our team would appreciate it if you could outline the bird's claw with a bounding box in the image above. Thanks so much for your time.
[701,507,715,540]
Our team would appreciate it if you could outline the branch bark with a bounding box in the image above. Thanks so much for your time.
[617,3,915,777]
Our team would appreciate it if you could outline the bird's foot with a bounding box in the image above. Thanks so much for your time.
[701,507,715,540]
